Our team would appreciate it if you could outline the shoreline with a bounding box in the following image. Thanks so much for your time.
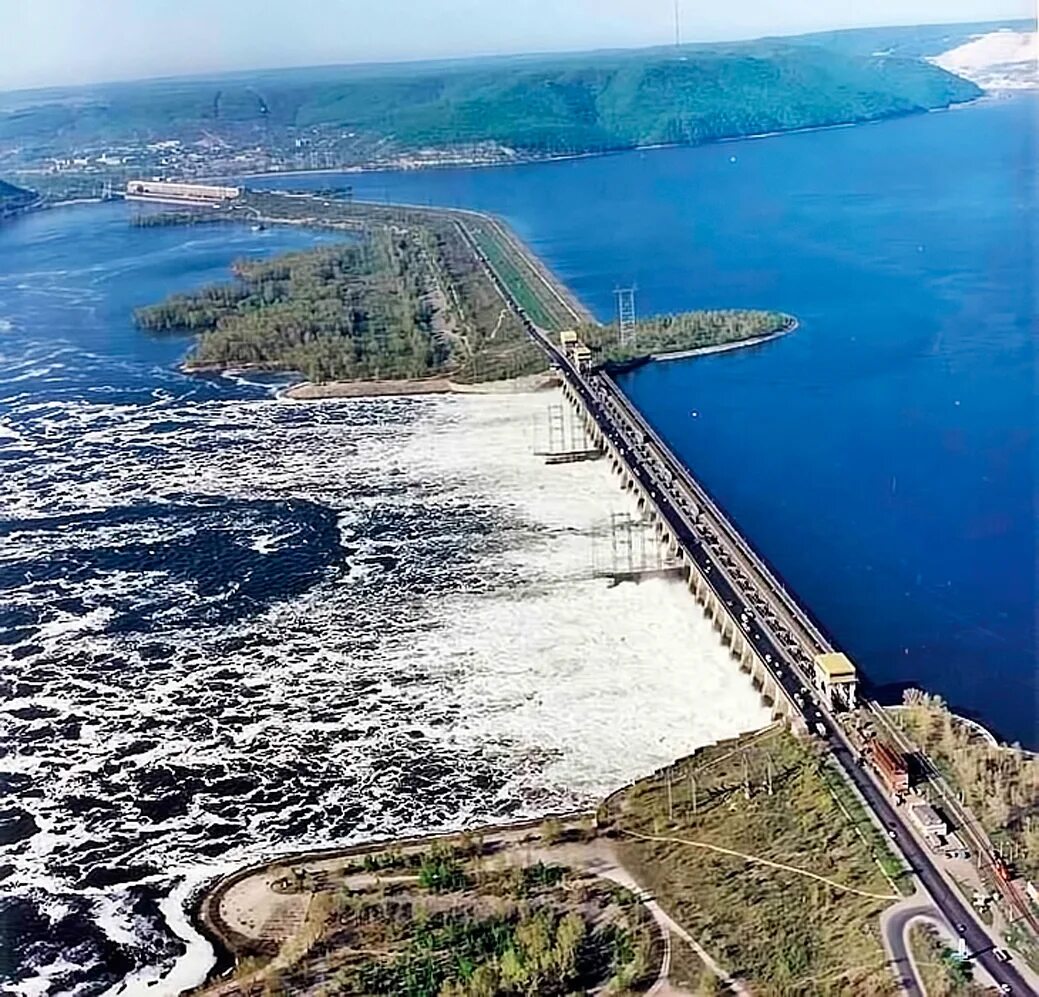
[226,94,985,185]
[165,200,789,398]
[196,320,797,402]
[195,810,593,968]
[647,318,799,363]
[278,370,559,400]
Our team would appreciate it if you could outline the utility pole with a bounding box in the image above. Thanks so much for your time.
[689,772,697,816]
[667,770,674,822]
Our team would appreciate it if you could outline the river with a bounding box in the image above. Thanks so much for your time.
[0,204,769,989]
[0,90,1034,996]
[247,92,1037,747]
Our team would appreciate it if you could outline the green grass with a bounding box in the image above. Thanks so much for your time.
[817,762,913,895]
[602,728,902,996]
[465,220,574,331]
[908,924,990,996]
[1004,921,1039,976]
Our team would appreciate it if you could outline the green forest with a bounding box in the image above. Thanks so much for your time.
[582,310,792,362]
[134,198,549,384]
[135,233,450,382]
[133,198,792,385]
[0,22,1003,163]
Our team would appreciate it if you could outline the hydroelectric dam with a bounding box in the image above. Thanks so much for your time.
[452,209,1034,997]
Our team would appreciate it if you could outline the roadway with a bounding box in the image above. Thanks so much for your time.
[883,902,938,997]
[519,318,1032,996]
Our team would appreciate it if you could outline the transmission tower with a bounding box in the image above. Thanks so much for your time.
[614,286,637,351]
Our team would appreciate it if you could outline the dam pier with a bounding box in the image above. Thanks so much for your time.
[519,322,1032,995]
[552,338,852,726]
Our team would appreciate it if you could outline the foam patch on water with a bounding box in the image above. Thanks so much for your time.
[0,388,769,994]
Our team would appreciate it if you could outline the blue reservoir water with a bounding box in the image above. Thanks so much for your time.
[253,94,1037,744]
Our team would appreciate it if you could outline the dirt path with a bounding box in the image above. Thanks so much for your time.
[203,826,743,996]
[619,827,902,901]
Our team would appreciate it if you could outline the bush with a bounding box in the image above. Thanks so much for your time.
[418,845,468,893]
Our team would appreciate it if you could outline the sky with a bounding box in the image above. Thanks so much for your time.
[0,0,1032,91]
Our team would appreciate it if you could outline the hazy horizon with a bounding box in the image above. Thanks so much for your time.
[2,0,1033,93]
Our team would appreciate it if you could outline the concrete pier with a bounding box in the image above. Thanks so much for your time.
[558,377,798,721]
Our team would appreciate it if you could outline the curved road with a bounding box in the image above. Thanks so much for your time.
[884,903,941,997]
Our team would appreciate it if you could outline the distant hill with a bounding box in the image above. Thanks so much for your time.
[775,18,1035,57]
[276,42,980,154]
[0,21,1013,166]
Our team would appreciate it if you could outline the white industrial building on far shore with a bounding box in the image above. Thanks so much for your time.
[125,180,241,205]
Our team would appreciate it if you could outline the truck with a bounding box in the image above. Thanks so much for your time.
[869,738,909,795]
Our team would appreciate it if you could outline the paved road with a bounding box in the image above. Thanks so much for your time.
[883,902,937,997]
[519,320,1033,996]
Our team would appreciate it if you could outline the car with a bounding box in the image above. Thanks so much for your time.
[998,985,1011,995]
[994,948,1011,962]
[956,923,966,935]
[888,830,897,839]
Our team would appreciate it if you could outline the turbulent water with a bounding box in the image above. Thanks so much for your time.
[0,205,768,994]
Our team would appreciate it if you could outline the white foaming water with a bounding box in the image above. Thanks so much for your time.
[0,387,769,995]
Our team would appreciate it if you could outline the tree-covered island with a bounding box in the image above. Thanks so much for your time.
[133,192,793,389]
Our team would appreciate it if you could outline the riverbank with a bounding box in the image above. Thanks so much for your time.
[225,94,987,187]
[145,191,792,394]
[280,371,558,400]
[648,318,799,362]
[191,724,906,996]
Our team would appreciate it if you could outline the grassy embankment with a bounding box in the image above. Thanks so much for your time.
[133,191,791,386]
[201,725,909,996]
[459,214,581,333]
[601,724,908,995]
[892,692,1039,882]
[907,924,991,996]
[459,213,795,361]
